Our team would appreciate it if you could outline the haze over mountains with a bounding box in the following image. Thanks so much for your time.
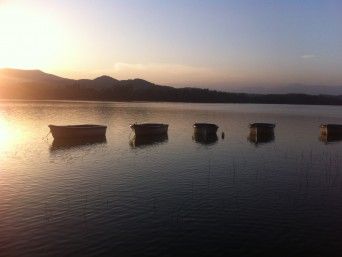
[0,68,341,105]
[0,68,159,90]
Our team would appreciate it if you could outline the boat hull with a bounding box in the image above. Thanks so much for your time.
[130,123,168,136]
[193,123,218,135]
[320,124,342,136]
[49,124,107,139]
[249,123,275,136]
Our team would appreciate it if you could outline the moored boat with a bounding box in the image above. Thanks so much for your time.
[193,123,218,135]
[130,123,168,136]
[249,123,275,135]
[48,124,107,139]
[320,124,342,136]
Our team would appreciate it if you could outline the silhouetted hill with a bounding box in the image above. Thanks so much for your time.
[0,68,341,105]
[76,76,118,90]
[0,68,72,85]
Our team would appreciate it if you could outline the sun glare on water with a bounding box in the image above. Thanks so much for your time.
[0,114,24,158]
[0,116,12,152]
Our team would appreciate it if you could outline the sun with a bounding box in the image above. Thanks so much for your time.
[0,2,65,70]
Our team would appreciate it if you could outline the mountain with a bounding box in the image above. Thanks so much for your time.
[76,76,118,90]
[0,68,341,105]
[0,68,160,89]
[0,68,72,86]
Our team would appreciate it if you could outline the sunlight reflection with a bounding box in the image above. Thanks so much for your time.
[0,115,24,157]
[0,117,11,140]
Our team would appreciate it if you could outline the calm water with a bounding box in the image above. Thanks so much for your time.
[0,100,342,257]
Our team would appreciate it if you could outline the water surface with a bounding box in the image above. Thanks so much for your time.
[0,101,342,256]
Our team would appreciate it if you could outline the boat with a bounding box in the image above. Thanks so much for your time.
[193,123,218,135]
[320,124,342,136]
[48,124,107,139]
[249,123,275,135]
[130,123,168,136]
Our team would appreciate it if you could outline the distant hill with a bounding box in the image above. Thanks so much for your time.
[0,68,72,86]
[0,68,159,90]
[0,68,341,105]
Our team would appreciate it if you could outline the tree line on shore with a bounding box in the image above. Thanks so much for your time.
[2,82,341,105]
[1,69,341,105]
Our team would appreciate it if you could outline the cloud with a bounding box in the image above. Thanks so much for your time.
[301,54,316,59]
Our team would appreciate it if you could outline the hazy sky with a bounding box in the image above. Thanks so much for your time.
[0,0,341,88]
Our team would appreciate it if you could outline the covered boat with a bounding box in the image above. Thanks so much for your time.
[193,123,218,135]
[130,123,168,136]
[320,124,342,136]
[249,123,275,135]
[48,124,107,139]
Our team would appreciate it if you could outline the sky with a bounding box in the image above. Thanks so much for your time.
[0,0,341,89]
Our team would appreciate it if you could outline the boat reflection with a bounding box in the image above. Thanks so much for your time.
[193,133,218,145]
[248,131,275,146]
[50,136,107,151]
[129,134,168,148]
[319,134,342,144]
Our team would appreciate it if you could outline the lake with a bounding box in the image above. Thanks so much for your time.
[0,100,342,256]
